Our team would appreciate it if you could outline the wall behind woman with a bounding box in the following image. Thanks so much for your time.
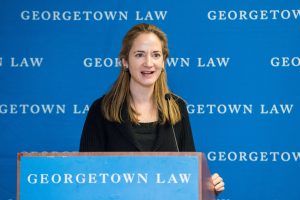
[1,1,299,199]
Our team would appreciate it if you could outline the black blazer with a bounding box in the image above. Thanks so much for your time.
[79,96,195,152]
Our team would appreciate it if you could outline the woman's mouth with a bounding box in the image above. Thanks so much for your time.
[141,71,155,76]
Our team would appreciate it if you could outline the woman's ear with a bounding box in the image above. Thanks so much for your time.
[122,58,128,69]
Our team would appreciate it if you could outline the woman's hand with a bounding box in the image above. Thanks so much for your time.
[211,173,225,194]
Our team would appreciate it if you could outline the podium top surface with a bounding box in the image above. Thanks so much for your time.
[18,151,204,158]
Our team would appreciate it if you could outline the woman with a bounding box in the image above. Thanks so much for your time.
[80,23,224,194]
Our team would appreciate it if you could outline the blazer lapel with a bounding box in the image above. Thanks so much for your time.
[152,122,178,151]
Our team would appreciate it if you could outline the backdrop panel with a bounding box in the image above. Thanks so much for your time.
[1,1,299,199]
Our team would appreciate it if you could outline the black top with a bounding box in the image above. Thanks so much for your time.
[79,94,195,152]
[132,122,158,151]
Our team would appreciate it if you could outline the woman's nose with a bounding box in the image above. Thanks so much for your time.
[144,55,154,67]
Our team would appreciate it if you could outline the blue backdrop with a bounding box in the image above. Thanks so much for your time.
[1,1,299,199]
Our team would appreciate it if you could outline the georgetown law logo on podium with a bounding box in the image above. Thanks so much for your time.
[17,152,216,200]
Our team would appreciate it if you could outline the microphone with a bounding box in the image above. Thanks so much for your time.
[164,93,179,152]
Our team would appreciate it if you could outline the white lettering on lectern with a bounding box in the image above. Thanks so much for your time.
[51,174,62,184]
[11,57,43,67]
[0,57,2,67]
[64,174,74,184]
[27,173,193,185]
[99,173,109,183]
[156,173,191,184]
[41,174,49,184]
[136,11,167,21]
[27,173,150,184]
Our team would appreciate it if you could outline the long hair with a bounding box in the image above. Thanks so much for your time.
[101,23,181,125]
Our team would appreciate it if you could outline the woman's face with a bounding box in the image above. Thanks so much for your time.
[122,33,164,90]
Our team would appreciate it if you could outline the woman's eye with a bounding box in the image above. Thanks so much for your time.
[153,53,161,58]
[135,53,143,57]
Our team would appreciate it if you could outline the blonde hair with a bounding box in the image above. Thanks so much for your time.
[101,23,181,125]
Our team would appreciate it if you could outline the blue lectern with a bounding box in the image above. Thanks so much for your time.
[17,152,216,200]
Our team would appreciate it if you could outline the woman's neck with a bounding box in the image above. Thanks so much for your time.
[129,82,154,104]
[129,82,157,122]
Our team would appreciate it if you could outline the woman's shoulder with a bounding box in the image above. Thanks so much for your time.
[88,95,106,114]
[90,96,104,107]
[170,93,187,107]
